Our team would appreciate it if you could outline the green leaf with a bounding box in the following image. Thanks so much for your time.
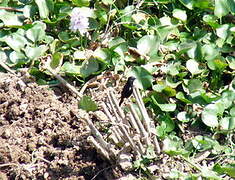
[153,82,176,97]
[161,115,175,132]
[114,43,128,58]
[101,0,114,5]
[201,167,222,179]
[191,136,220,151]
[193,0,214,9]
[120,6,137,30]
[212,58,228,71]
[213,164,235,178]
[203,14,219,28]
[166,76,181,88]
[153,84,166,92]
[173,9,187,22]
[227,0,235,13]
[23,5,36,18]
[179,0,193,9]
[72,0,90,6]
[159,16,173,26]
[176,92,192,104]
[230,107,235,116]
[151,95,176,112]
[0,10,23,26]
[128,66,153,89]
[216,24,230,40]
[9,51,28,66]
[220,117,235,130]
[156,125,167,137]
[161,63,180,76]
[80,59,99,78]
[156,115,175,138]
[79,95,98,112]
[202,90,235,128]
[61,62,81,75]
[226,56,235,70]
[201,104,219,128]
[157,103,176,112]
[218,90,235,109]
[26,21,46,43]
[96,9,108,24]
[1,31,28,52]
[35,0,50,19]
[108,37,126,49]
[186,59,202,75]
[157,26,179,42]
[50,52,63,71]
[214,0,230,18]
[113,56,125,72]
[137,35,160,56]
[93,48,110,62]
[74,50,86,60]
[202,44,220,61]
[187,42,202,60]
[157,0,174,3]
[163,135,188,155]
[58,31,70,42]
[162,86,176,97]
[178,41,198,57]
[188,79,203,94]
[25,45,48,60]
[0,0,9,6]
[177,111,190,123]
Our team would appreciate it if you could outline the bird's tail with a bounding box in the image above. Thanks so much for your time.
[119,98,124,106]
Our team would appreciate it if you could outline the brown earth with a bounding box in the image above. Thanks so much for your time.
[0,71,122,180]
[0,71,202,180]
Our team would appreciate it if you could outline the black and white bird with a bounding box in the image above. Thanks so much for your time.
[119,76,136,106]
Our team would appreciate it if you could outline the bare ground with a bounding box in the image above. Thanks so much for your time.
[0,71,203,180]
[0,72,122,180]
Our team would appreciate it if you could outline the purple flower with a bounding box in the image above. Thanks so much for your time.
[70,8,89,35]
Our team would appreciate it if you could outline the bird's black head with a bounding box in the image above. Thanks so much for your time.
[127,76,136,84]
[127,76,136,83]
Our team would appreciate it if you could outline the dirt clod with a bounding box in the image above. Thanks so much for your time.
[0,72,118,179]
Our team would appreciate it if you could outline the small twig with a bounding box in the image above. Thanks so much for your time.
[133,87,151,132]
[36,157,52,164]
[86,118,110,150]
[129,104,150,146]
[180,155,203,171]
[133,87,161,154]
[0,163,18,167]
[102,102,116,123]
[102,102,124,143]
[152,135,161,154]
[117,123,142,156]
[127,114,141,134]
[109,91,126,120]
[108,92,122,123]
[46,67,82,98]
[133,135,145,154]
[0,62,16,75]
[107,92,142,156]
[110,126,123,144]
[0,7,23,12]
[194,150,211,163]
[88,136,111,161]
[80,76,97,94]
